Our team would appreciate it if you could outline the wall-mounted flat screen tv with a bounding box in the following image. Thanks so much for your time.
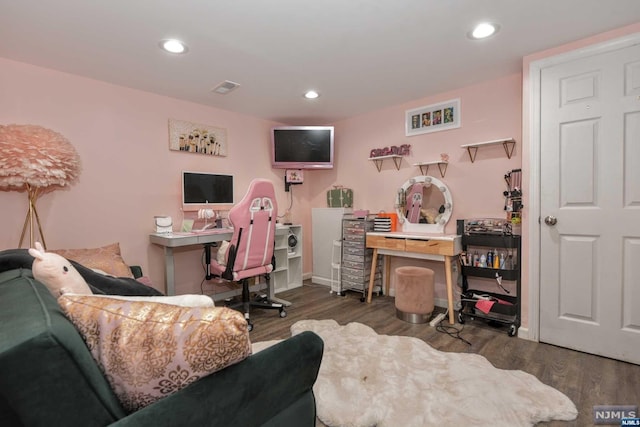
[182,171,234,206]
[271,126,334,169]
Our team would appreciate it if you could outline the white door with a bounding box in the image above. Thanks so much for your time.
[539,43,640,364]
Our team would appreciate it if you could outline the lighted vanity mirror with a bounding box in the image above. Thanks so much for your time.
[395,175,453,233]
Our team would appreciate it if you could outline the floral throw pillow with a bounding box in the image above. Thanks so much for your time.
[58,294,251,413]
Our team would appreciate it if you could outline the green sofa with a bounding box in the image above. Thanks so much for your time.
[0,268,324,427]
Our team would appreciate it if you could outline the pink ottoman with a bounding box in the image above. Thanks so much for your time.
[395,266,434,323]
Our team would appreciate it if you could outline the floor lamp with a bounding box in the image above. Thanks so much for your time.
[19,184,47,249]
[0,124,80,250]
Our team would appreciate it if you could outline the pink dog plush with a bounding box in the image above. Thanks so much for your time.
[29,242,92,297]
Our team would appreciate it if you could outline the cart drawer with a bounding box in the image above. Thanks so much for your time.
[341,266,372,277]
[342,271,380,283]
[342,240,365,251]
[342,259,370,269]
[342,253,372,263]
[342,220,369,230]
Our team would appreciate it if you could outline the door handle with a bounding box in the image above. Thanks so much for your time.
[544,215,557,226]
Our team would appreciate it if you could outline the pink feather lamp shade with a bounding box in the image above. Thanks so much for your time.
[0,124,81,249]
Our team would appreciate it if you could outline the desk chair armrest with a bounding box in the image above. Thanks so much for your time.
[129,266,143,279]
[222,243,237,281]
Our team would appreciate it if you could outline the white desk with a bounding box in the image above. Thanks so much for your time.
[150,227,292,305]
[366,231,462,324]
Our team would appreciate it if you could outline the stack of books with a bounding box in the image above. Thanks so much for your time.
[374,216,392,232]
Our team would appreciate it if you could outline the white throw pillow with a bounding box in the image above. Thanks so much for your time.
[216,240,230,266]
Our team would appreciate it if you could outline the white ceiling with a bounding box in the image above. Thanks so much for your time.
[2,0,640,125]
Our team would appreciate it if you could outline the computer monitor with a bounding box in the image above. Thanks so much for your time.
[182,171,234,207]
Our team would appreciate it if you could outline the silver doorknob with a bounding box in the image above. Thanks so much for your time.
[544,215,557,226]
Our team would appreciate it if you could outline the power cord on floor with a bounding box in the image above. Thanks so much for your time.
[434,310,472,346]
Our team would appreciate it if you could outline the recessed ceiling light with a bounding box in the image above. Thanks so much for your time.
[159,39,188,54]
[469,23,499,40]
[304,90,320,99]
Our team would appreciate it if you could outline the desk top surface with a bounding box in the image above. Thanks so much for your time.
[367,231,461,241]
[150,224,293,247]
[158,227,234,237]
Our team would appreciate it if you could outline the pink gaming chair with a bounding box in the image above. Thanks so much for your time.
[208,178,285,330]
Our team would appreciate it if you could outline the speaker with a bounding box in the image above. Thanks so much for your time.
[287,230,298,253]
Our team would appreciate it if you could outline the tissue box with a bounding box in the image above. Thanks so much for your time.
[327,188,353,208]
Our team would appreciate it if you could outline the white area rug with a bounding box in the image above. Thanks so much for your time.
[253,319,577,427]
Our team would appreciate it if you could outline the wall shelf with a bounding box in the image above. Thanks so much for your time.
[461,138,516,163]
[413,160,448,177]
[368,155,402,172]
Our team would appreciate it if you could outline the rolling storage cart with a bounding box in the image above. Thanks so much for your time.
[456,220,521,336]
[341,216,382,301]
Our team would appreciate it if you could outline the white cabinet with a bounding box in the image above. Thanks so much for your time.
[273,225,303,294]
[312,208,352,287]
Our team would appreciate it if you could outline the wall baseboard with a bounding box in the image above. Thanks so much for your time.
[517,327,531,340]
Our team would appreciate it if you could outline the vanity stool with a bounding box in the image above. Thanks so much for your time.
[394,266,434,323]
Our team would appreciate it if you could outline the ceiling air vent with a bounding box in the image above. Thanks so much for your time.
[212,80,240,95]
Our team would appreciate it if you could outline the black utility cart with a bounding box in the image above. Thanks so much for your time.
[457,220,521,336]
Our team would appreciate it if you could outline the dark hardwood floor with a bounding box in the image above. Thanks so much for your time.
[246,281,640,427]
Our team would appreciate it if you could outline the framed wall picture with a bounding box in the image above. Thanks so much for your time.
[169,119,228,157]
[405,98,461,136]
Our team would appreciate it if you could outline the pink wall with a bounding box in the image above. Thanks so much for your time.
[0,57,314,294]
[316,74,523,305]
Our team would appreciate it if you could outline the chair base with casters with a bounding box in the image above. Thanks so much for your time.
[225,274,286,332]
[204,244,286,331]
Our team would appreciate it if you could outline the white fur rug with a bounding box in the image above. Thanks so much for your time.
[253,319,577,427]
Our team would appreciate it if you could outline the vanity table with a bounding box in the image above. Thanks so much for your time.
[366,175,461,324]
[366,232,461,324]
